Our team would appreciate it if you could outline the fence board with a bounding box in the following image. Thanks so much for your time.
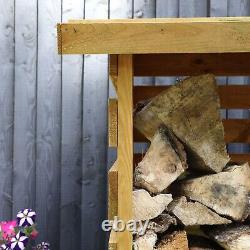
[0,0,15,221]
[60,0,84,249]
[36,0,62,248]
[82,1,109,249]
[13,0,37,217]
[133,0,156,85]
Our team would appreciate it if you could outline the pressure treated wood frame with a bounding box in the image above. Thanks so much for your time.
[57,17,250,250]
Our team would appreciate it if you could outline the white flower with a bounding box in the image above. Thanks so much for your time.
[17,209,36,227]
[10,231,28,250]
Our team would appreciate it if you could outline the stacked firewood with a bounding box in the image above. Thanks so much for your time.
[133,74,250,250]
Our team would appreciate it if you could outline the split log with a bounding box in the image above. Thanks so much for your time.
[134,126,187,193]
[148,213,177,233]
[134,74,230,173]
[168,196,231,226]
[156,231,189,250]
[134,213,177,236]
[133,189,172,221]
[204,224,250,250]
[133,230,157,250]
[179,163,250,221]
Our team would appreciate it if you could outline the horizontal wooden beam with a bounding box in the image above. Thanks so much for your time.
[134,153,250,166]
[134,119,250,143]
[133,53,250,76]
[134,85,250,109]
[58,17,250,54]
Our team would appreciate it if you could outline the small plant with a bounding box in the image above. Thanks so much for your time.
[0,209,50,250]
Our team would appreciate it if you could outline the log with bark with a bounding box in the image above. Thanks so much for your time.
[179,163,250,221]
[134,74,230,173]
[156,231,189,250]
[168,196,231,226]
[133,189,172,221]
[134,126,187,194]
[203,224,250,250]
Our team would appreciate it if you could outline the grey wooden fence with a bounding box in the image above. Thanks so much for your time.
[0,0,249,249]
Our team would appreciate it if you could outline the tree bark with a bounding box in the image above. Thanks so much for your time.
[204,224,250,250]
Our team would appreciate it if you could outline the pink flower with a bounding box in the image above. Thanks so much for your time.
[0,221,17,240]
[30,229,39,239]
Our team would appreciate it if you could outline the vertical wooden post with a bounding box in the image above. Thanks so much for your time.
[117,54,133,250]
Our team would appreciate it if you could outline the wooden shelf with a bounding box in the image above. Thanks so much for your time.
[58,17,250,54]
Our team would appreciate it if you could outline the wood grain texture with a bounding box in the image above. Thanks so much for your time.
[133,0,156,86]
[36,0,62,248]
[133,53,250,76]
[108,99,118,147]
[156,0,179,85]
[13,0,37,218]
[81,1,109,249]
[134,153,250,166]
[108,161,118,220]
[0,0,14,221]
[58,17,250,54]
[134,85,250,109]
[109,55,118,91]
[117,54,133,250]
[134,119,250,143]
[109,230,118,250]
[60,0,84,249]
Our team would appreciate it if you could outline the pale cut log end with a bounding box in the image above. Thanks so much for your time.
[168,196,231,226]
[133,189,172,221]
[179,163,250,221]
[134,126,187,194]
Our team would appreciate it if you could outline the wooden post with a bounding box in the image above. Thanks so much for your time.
[117,54,133,249]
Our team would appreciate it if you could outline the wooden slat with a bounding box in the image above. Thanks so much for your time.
[13,0,37,216]
[36,0,62,248]
[134,85,250,109]
[134,153,250,165]
[134,119,250,143]
[81,2,109,250]
[58,17,250,54]
[108,99,118,147]
[60,0,83,249]
[109,231,118,250]
[108,161,118,220]
[133,53,250,76]
[0,0,14,221]
[109,55,118,91]
[117,54,133,249]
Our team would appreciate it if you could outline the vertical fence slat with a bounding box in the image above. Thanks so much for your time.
[0,0,15,221]
[133,0,156,86]
[13,0,37,216]
[82,1,109,249]
[36,0,62,248]
[156,0,179,85]
[179,0,208,17]
[60,0,84,249]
